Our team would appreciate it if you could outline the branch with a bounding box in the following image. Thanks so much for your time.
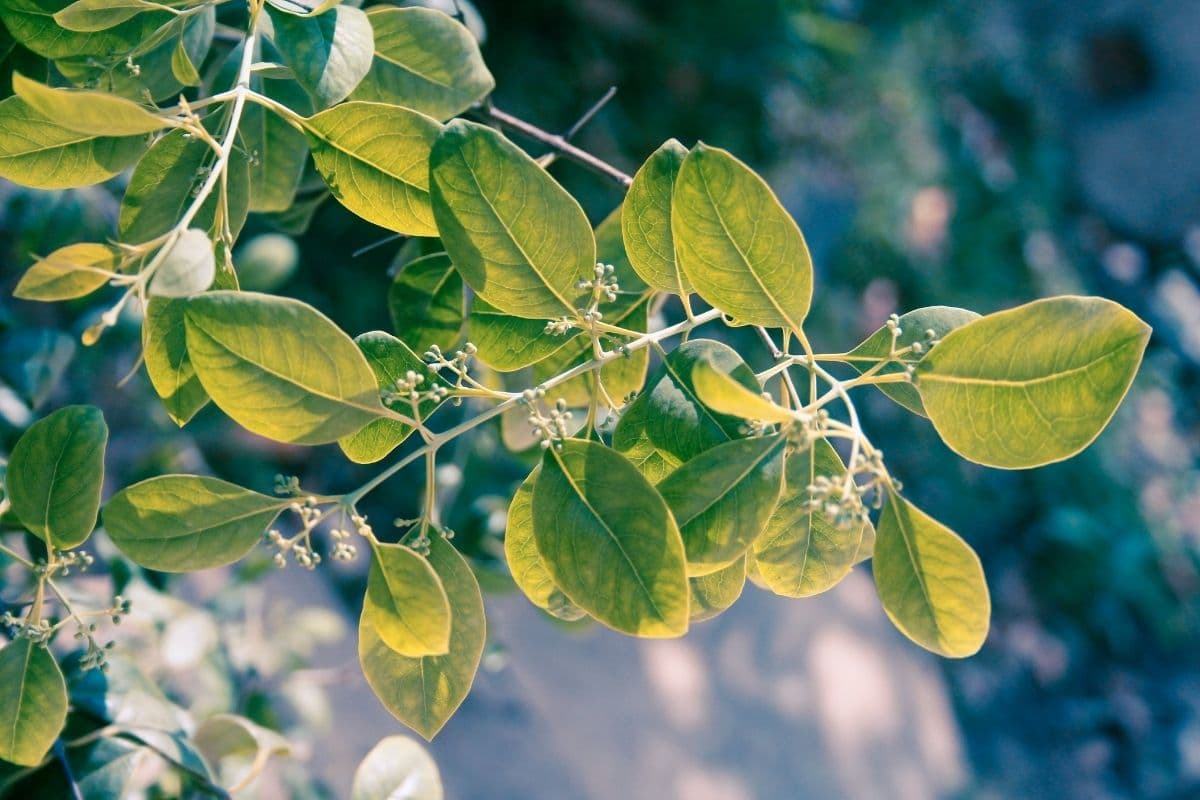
[474,102,633,187]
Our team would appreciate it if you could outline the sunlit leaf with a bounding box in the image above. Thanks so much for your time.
[503,469,585,621]
[657,434,785,575]
[359,533,485,740]
[846,306,979,416]
[104,474,290,571]
[0,96,146,189]
[143,297,210,425]
[691,356,797,424]
[430,119,594,318]
[12,71,169,136]
[623,138,690,294]
[14,242,119,302]
[873,491,990,658]
[365,542,452,657]
[753,438,870,597]
[673,143,812,331]
[306,101,441,235]
[916,296,1151,468]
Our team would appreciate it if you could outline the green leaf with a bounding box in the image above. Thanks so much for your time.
[0,96,146,189]
[0,639,67,767]
[623,138,690,294]
[148,228,215,298]
[365,542,452,657]
[873,491,989,658]
[915,296,1151,468]
[613,339,760,468]
[689,555,745,623]
[691,356,797,424]
[185,292,386,445]
[532,299,650,407]
[338,331,449,463]
[8,405,107,550]
[532,439,689,637]
[143,297,210,426]
[170,32,202,86]
[14,242,119,302]
[847,306,980,416]
[672,143,813,331]
[353,6,493,121]
[609,394,683,482]
[243,73,311,213]
[388,252,465,353]
[359,533,486,740]
[103,474,289,571]
[269,4,373,109]
[118,126,251,244]
[54,0,161,32]
[468,299,576,371]
[266,0,341,17]
[306,101,441,236]
[753,438,870,598]
[351,735,443,800]
[12,71,168,136]
[657,434,785,575]
[503,469,585,621]
[429,119,594,318]
[0,0,171,59]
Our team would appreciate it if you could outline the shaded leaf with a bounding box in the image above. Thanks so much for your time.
[8,404,107,550]
[532,439,689,637]
[657,434,785,575]
[388,252,465,353]
[351,735,443,800]
[689,555,746,623]
[148,228,215,298]
[269,4,373,108]
[0,639,67,767]
[503,469,585,621]
[623,138,690,294]
[143,297,209,425]
[353,6,493,120]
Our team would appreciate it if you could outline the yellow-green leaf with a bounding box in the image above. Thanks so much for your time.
[365,542,451,657]
[657,434,785,575]
[14,242,119,302]
[503,469,585,621]
[672,143,813,331]
[691,356,798,424]
[915,296,1151,468]
[359,533,485,740]
[185,292,387,445]
[532,439,689,637]
[753,438,870,598]
[429,119,594,318]
[0,96,146,189]
[12,71,169,136]
[0,639,67,767]
[353,6,493,121]
[8,405,107,550]
[873,491,989,658]
[623,138,690,294]
[689,555,745,623]
[143,297,210,426]
[103,474,290,571]
[306,101,441,236]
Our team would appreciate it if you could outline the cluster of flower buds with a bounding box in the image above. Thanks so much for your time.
[54,549,95,577]
[545,316,577,336]
[423,342,478,395]
[576,262,621,304]
[381,368,447,408]
[523,389,573,448]
[328,527,358,562]
[784,408,828,452]
[266,496,325,570]
[77,631,115,672]
[274,474,303,496]
[805,474,870,531]
[1,612,51,644]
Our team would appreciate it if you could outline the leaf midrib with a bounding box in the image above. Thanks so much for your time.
[918,333,1143,388]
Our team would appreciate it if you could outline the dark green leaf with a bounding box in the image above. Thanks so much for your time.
[269,4,373,109]
[623,138,690,294]
[388,252,465,353]
[0,639,67,767]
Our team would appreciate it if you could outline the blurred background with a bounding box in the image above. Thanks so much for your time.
[3,0,1199,797]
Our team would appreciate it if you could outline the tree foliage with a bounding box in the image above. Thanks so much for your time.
[0,0,1151,793]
